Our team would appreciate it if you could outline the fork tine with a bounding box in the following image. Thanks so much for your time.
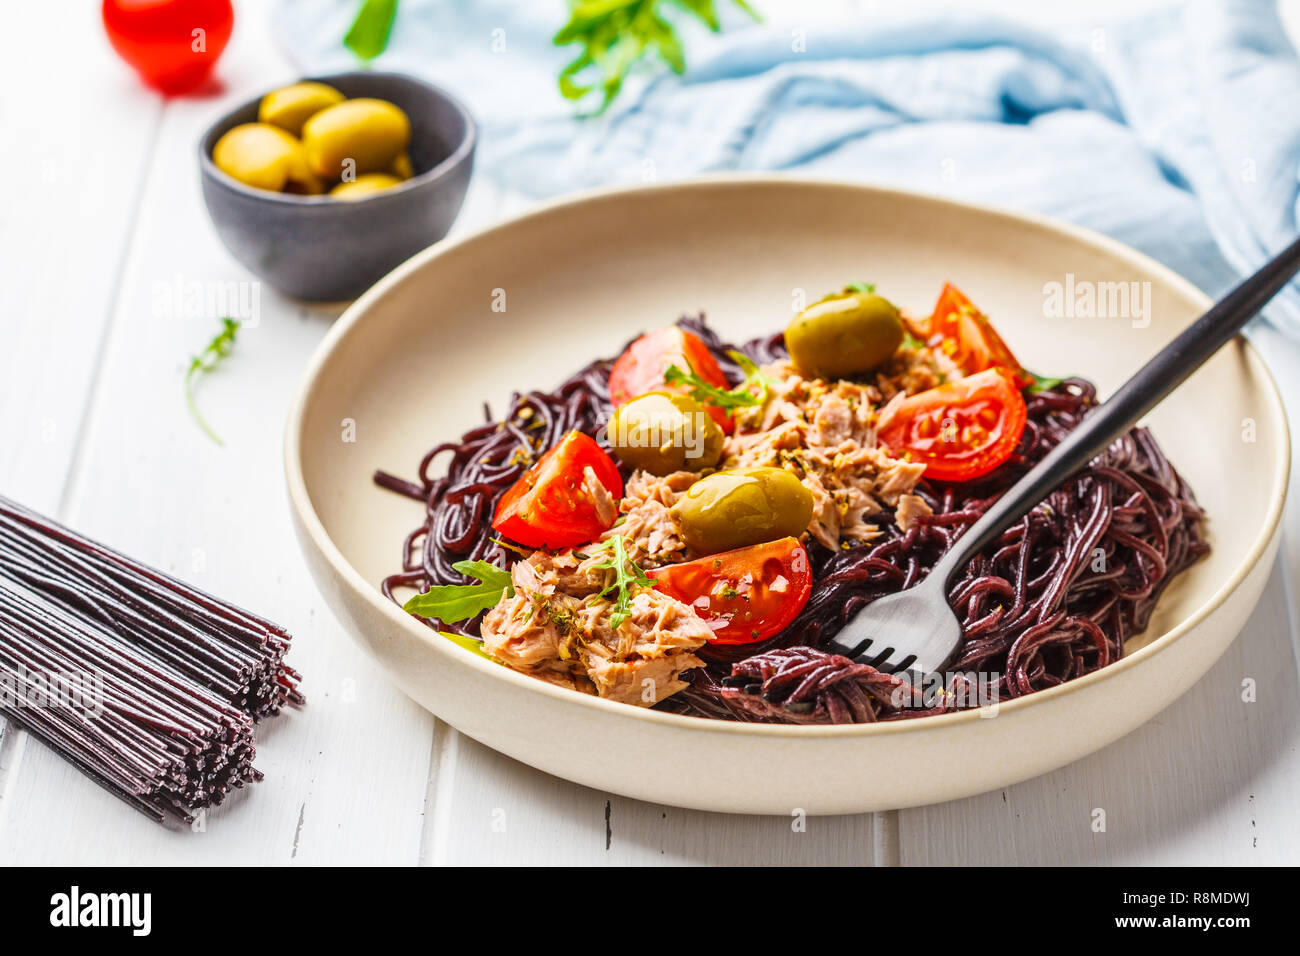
[822,575,964,676]
[864,646,895,669]
[837,635,874,660]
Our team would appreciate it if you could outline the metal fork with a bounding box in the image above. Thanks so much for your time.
[826,234,1300,677]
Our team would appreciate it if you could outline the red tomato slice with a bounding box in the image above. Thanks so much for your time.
[492,431,623,549]
[929,283,1034,390]
[648,537,812,645]
[877,368,1027,482]
[608,327,734,433]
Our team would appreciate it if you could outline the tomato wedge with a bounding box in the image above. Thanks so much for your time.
[877,368,1027,482]
[648,537,812,644]
[608,327,734,433]
[929,283,1034,389]
[492,431,622,549]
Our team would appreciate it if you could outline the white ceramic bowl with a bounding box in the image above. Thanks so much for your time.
[285,178,1288,814]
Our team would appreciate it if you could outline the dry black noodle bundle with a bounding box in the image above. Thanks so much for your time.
[0,496,303,824]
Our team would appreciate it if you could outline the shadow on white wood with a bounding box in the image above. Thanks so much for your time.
[424,728,877,866]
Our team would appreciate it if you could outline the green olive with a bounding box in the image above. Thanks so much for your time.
[212,123,305,192]
[607,392,724,475]
[785,292,904,379]
[390,150,414,180]
[283,169,326,195]
[329,173,404,200]
[258,82,346,137]
[301,98,411,180]
[283,148,325,195]
[669,466,813,555]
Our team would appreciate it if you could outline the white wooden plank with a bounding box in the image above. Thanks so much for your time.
[0,3,438,865]
[0,2,161,512]
[0,0,162,844]
[427,731,877,865]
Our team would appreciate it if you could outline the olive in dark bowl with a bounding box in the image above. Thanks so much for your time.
[198,71,475,302]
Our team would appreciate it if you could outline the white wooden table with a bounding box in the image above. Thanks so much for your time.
[2,0,1298,866]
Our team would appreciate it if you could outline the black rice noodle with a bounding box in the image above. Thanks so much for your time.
[375,317,1208,724]
[374,346,620,636]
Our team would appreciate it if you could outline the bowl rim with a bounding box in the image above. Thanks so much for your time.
[198,70,477,206]
[283,174,1291,740]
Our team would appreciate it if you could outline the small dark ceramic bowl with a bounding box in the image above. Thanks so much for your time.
[199,72,476,301]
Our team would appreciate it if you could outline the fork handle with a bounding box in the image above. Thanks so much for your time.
[928,234,1300,592]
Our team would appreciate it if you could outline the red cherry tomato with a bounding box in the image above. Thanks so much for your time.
[492,431,623,549]
[102,0,234,94]
[929,283,1034,390]
[649,537,812,644]
[877,368,1027,482]
[608,327,734,433]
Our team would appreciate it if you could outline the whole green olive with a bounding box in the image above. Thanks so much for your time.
[669,466,813,555]
[212,122,308,193]
[607,392,723,475]
[258,81,345,137]
[301,98,411,180]
[329,172,404,200]
[390,150,414,180]
[785,291,904,379]
[282,146,325,195]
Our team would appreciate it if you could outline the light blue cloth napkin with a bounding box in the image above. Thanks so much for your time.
[274,0,1300,335]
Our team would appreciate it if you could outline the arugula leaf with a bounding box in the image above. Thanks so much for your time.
[663,349,774,411]
[1024,372,1066,395]
[403,560,514,623]
[454,559,513,590]
[554,0,761,115]
[344,0,399,61]
[185,317,240,446]
[590,535,653,629]
[439,630,496,661]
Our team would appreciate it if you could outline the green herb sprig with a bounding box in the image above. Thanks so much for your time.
[339,0,758,113]
[664,349,776,411]
[344,0,399,61]
[185,317,240,446]
[555,0,760,114]
[1024,372,1066,395]
[813,280,877,307]
[403,560,514,622]
[590,535,653,629]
